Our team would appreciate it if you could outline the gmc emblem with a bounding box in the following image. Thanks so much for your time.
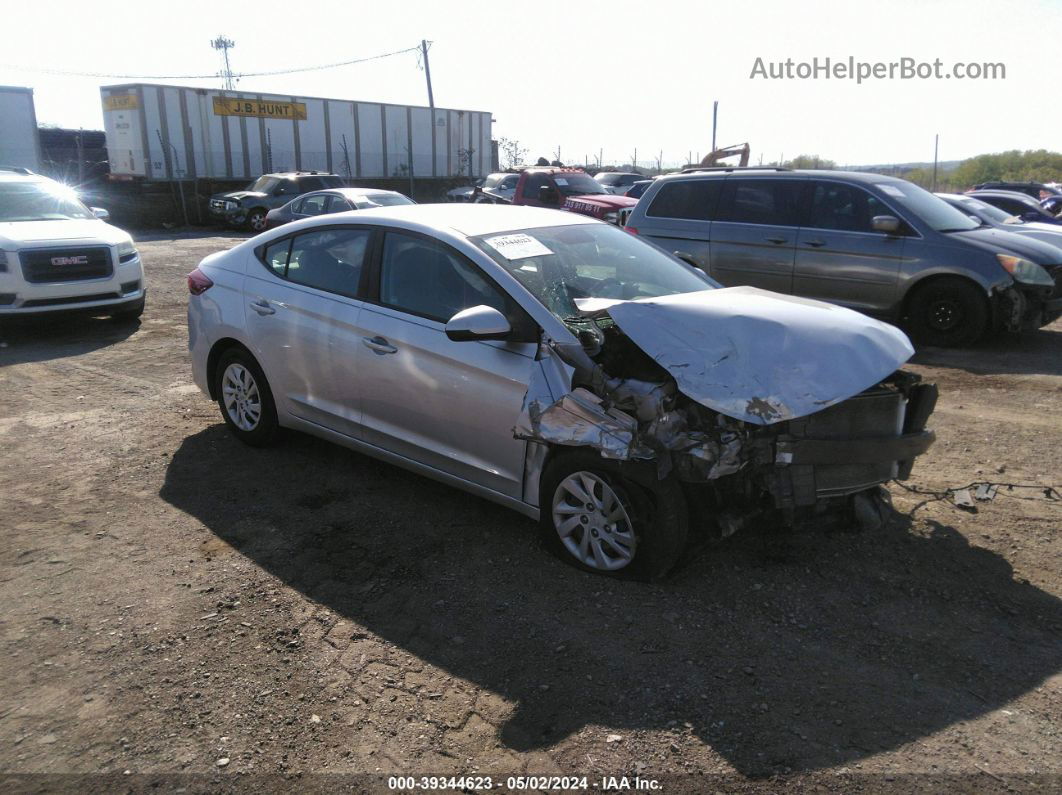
[51,255,89,266]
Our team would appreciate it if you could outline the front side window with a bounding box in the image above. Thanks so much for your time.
[715,178,803,226]
[263,228,370,298]
[473,223,714,321]
[299,177,325,192]
[522,173,547,199]
[646,180,722,221]
[379,233,507,322]
[806,182,887,233]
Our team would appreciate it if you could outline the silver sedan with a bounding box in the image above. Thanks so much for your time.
[187,204,935,579]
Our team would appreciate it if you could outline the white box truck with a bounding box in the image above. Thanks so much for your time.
[100,83,492,182]
[0,86,42,172]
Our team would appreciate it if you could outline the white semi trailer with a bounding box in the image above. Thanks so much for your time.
[0,86,42,172]
[100,83,492,182]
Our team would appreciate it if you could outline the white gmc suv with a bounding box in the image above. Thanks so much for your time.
[0,168,145,320]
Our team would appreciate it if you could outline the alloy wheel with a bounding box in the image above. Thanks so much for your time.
[221,363,262,431]
[551,471,637,571]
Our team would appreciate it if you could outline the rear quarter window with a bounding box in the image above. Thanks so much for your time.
[645,180,722,221]
[716,179,803,226]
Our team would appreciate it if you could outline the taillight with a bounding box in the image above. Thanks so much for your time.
[625,226,639,235]
[187,267,214,295]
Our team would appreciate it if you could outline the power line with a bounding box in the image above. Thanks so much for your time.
[0,44,421,81]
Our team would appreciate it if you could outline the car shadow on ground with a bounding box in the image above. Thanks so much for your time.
[913,325,1062,377]
[0,314,141,366]
[160,425,1062,778]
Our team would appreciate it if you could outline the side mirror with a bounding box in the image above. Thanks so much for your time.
[91,207,110,221]
[673,250,701,269]
[872,215,900,233]
[538,185,560,205]
[445,305,512,342]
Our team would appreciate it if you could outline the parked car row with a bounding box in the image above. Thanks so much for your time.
[623,167,1062,346]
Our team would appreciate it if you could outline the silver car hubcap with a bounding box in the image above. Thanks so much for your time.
[552,471,636,571]
[221,363,262,431]
[250,213,266,231]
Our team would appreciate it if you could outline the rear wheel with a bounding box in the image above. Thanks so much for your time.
[214,348,279,446]
[246,209,267,233]
[538,450,688,581]
[906,277,989,347]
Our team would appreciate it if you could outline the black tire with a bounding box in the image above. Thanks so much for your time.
[109,296,145,322]
[538,450,688,581]
[214,348,279,447]
[906,277,989,347]
[246,209,267,233]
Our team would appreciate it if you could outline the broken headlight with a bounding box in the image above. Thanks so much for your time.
[997,254,1054,287]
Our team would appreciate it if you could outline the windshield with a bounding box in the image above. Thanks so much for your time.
[246,176,281,193]
[482,174,509,189]
[954,196,1017,225]
[555,173,608,196]
[595,173,623,186]
[351,193,414,209]
[472,223,715,321]
[875,181,979,232]
[0,181,94,222]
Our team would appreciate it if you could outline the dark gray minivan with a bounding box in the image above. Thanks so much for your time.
[625,168,1062,346]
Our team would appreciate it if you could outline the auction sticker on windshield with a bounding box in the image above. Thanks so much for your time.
[483,233,554,260]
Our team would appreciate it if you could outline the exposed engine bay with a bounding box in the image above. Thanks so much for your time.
[514,286,938,530]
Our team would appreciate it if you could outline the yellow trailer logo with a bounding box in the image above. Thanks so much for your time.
[103,94,139,111]
[212,97,307,120]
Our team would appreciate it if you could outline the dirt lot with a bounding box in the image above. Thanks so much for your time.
[1,231,1060,793]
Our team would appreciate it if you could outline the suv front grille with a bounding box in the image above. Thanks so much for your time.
[20,247,113,283]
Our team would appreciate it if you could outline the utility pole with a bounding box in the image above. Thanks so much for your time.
[711,100,718,153]
[932,133,939,191]
[210,36,237,90]
[421,40,436,178]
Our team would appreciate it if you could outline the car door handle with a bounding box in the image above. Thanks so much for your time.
[250,299,275,315]
[765,236,787,244]
[362,336,397,355]
[804,239,827,247]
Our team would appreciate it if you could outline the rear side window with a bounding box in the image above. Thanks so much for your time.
[646,180,722,221]
[261,228,371,299]
[378,232,508,322]
[716,179,802,226]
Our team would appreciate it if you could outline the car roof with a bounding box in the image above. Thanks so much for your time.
[655,168,909,185]
[968,189,1038,201]
[335,203,596,237]
[0,169,47,183]
[319,187,405,198]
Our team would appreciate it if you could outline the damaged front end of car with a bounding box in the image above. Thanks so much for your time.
[515,286,938,537]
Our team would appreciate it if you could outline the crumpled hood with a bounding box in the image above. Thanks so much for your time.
[597,286,914,425]
[0,219,128,248]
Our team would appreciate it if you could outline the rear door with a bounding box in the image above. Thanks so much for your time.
[354,230,536,498]
[638,179,721,271]
[793,181,906,313]
[244,226,374,436]
[708,177,804,293]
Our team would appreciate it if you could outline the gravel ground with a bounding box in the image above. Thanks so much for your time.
[1,232,1060,793]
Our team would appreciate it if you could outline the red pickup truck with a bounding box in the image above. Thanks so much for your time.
[509,167,637,224]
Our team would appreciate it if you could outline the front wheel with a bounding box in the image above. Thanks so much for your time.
[214,349,279,446]
[246,209,267,233]
[906,278,989,347]
[538,451,688,581]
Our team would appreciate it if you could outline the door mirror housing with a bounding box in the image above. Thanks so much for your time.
[445,305,512,342]
[872,215,900,233]
[91,207,110,221]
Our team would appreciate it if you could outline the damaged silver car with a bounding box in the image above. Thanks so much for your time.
[188,204,937,580]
